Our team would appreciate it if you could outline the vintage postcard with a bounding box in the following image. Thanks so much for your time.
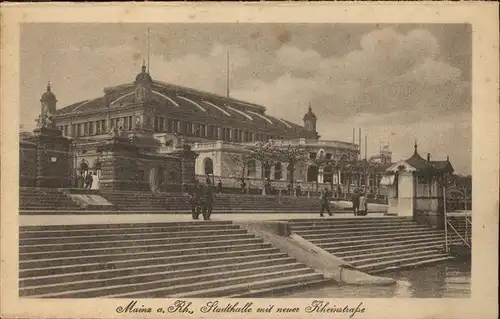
[1,2,498,319]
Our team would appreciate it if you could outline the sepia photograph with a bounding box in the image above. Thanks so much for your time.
[1,3,498,319]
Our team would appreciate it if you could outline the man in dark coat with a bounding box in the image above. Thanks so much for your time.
[202,184,214,220]
[190,180,202,220]
[352,189,360,215]
[84,172,93,189]
[320,187,333,217]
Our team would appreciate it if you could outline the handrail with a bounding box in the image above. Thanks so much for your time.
[446,219,471,248]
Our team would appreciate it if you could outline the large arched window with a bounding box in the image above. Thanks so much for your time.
[203,157,214,175]
[247,160,256,177]
[274,162,282,180]
[307,166,318,182]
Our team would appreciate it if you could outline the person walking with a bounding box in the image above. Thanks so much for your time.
[84,172,93,189]
[216,179,223,194]
[320,187,333,217]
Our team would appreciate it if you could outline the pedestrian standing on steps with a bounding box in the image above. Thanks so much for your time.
[358,192,368,216]
[352,189,360,215]
[216,179,223,194]
[202,183,214,220]
[320,187,333,217]
[190,180,202,220]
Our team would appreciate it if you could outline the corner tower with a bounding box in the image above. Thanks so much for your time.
[303,103,317,133]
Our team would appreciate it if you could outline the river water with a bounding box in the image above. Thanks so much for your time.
[286,260,471,298]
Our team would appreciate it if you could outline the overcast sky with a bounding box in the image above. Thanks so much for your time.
[20,23,472,174]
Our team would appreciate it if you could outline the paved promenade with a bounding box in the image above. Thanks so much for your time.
[20,211,389,226]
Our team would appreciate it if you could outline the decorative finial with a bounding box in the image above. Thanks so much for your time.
[141,60,146,72]
[47,81,51,92]
[414,139,418,155]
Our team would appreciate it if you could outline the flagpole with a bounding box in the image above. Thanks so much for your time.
[226,52,230,98]
[147,28,151,73]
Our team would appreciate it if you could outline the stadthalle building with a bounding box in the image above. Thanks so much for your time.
[51,63,389,192]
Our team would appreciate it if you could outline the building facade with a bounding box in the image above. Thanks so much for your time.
[43,64,390,194]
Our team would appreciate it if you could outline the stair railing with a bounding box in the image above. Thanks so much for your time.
[446,218,471,249]
[465,215,472,244]
[444,186,471,252]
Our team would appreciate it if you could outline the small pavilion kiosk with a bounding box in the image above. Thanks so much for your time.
[381,142,454,229]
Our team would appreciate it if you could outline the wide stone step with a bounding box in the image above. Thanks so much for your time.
[20,224,240,238]
[20,252,293,285]
[322,236,448,252]
[297,226,436,238]
[289,217,409,224]
[308,232,444,247]
[20,244,279,269]
[227,278,330,297]
[21,233,255,253]
[349,248,444,267]
[21,243,274,269]
[21,246,283,277]
[301,230,441,244]
[358,253,451,273]
[169,272,325,298]
[21,255,294,290]
[20,228,248,245]
[20,237,264,260]
[20,220,233,232]
[303,229,443,243]
[335,238,464,260]
[369,256,453,274]
[24,262,308,298]
[291,223,420,232]
[105,268,318,298]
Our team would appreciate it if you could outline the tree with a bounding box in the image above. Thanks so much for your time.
[275,144,310,193]
[228,153,254,180]
[246,142,279,195]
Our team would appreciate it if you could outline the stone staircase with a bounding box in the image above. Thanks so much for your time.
[20,187,82,210]
[97,190,189,211]
[19,221,328,298]
[289,217,465,274]
[19,187,323,212]
[213,194,320,212]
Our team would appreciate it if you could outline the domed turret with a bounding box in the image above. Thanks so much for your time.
[303,104,317,133]
[134,62,153,84]
[41,82,57,104]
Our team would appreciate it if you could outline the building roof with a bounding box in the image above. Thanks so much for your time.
[403,143,454,174]
[55,75,313,137]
